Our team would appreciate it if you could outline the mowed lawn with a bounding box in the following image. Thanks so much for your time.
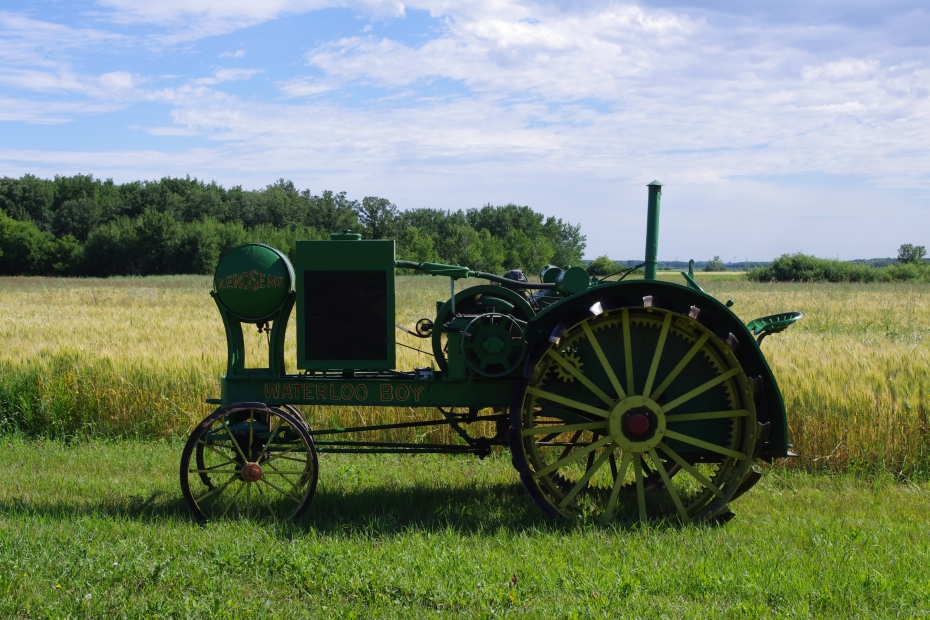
[1,439,928,619]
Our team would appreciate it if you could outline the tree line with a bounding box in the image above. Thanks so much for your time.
[748,252,930,283]
[0,175,585,277]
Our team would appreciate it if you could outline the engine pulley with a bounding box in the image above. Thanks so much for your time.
[460,313,525,377]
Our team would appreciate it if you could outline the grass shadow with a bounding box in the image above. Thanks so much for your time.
[0,481,575,535]
[293,481,568,535]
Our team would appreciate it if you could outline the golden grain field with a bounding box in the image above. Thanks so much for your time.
[1,275,928,475]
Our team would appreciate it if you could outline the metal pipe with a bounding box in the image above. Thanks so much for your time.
[644,180,663,280]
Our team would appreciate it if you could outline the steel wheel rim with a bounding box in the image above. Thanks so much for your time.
[519,307,756,523]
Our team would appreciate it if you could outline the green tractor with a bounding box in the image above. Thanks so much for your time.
[181,181,801,524]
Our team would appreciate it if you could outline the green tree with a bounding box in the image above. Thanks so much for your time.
[357,197,398,239]
[587,255,616,276]
[0,210,79,275]
[704,256,727,272]
[52,197,103,241]
[897,244,927,264]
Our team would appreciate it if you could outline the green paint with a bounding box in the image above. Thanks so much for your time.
[644,181,662,280]
[555,266,591,295]
[213,243,294,322]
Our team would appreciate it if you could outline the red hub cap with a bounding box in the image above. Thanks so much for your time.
[242,462,263,482]
[626,413,650,436]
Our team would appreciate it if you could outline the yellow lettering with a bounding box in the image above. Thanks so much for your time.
[340,384,354,400]
[282,384,292,398]
[264,383,280,398]
[226,275,233,288]
[410,385,424,402]
[396,385,409,401]
[316,385,327,400]
[355,384,368,400]
[259,273,265,289]
[380,384,392,401]
[303,384,314,400]
[330,384,341,400]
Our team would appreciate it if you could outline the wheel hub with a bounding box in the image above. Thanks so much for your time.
[242,462,263,482]
[608,396,666,451]
[482,336,504,354]
[625,411,651,437]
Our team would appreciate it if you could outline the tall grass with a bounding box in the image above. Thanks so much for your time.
[1,275,929,476]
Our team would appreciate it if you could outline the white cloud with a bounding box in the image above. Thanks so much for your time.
[194,68,263,85]
[93,0,405,39]
[99,71,135,90]
[219,49,247,58]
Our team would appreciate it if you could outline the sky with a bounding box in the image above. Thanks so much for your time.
[1,1,929,261]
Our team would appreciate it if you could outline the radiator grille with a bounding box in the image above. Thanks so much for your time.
[303,270,387,362]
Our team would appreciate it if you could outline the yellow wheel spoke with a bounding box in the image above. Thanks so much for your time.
[633,453,647,522]
[266,453,308,464]
[263,448,299,466]
[260,417,283,459]
[264,460,303,494]
[622,310,635,396]
[558,445,614,508]
[546,350,614,406]
[663,430,749,460]
[643,313,671,397]
[253,478,276,518]
[189,457,237,473]
[663,368,740,413]
[526,387,609,418]
[219,480,246,519]
[198,440,237,463]
[656,442,725,498]
[604,451,632,517]
[190,469,239,474]
[220,418,248,463]
[260,477,303,505]
[534,436,613,478]
[649,333,710,400]
[248,412,254,459]
[647,448,688,522]
[581,321,626,399]
[194,473,239,504]
[665,409,749,423]
[522,421,608,436]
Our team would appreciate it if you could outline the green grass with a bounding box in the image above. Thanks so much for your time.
[2,438,929,618]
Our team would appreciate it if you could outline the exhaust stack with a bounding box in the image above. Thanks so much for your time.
[644,180,663,280]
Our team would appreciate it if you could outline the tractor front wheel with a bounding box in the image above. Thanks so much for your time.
[180,403,318,521]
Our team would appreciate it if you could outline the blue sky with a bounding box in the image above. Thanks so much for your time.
[1,1,929,260]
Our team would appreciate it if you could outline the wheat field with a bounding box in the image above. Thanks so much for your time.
[0,275,928,476]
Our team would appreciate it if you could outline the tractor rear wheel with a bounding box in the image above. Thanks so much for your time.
[511,306,757,524]
[181,403,318,521]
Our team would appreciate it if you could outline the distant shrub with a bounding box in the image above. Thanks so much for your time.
[704,255,726,272]
[748,253,930,283]
[587,255,617,276]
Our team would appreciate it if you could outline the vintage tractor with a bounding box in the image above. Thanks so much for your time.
[181,182,801,524]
